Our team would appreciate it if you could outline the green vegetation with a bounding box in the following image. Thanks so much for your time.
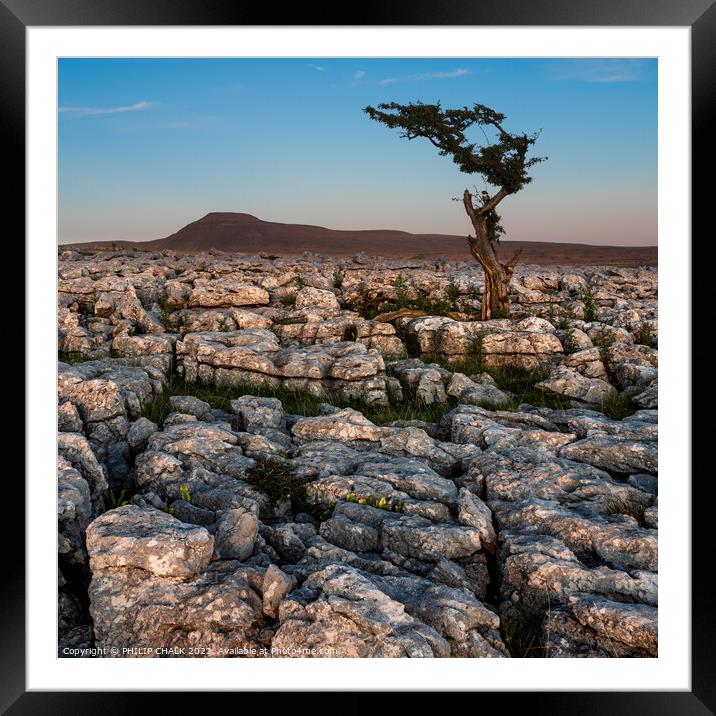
[159,301,175,330]
[445,279,460,306]
[58,351,98,364]
[244,457,309,513]
[332,269,344,289]
[316,502,337,522]
[598,392,637,420]
[217,315,231,332]
[141,374,459,428]
[557,312,572,330]
[604,492,652,527]
[345,491,405,512]
[346,274,463,319]
[581,287,598,322]
[280,292,297,307]
[141,375,327,426]
[294,273,306,289]
[273,316,305,326]
[105,488,130,509]
[561,326,580,355]
[634,322,655,347]
[490,306,511,319]
[179,483,192,504]
[502,600,547,658]
[592,329,617,350]
[422,352,571,412]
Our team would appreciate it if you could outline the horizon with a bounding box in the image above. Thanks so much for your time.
[59,57,658,247]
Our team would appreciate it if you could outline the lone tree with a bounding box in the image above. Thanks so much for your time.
[364,102,545,319]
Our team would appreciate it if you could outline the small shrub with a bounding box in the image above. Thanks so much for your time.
[561,327,580,355]
[581,287,598,322]
[394,274,409,309]
[332,269,344,289]
[179,483,192,504]
[294,273,306,289]
[217,315,231,332]
[557,311,572,330]
[634,322,655,347]
[545,304,556,324]
[243,457,308,513]
[592,329,617,350]
[445,279,460,308]
[105,488,130,509]
[468,331,486,367]
[599,392,637,420]
[491,306,511,319]
[280,292,297,307]
[317,502,337,522]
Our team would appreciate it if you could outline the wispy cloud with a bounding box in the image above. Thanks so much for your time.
[546,59,651,83]
[377,67,470,86]
[59,100,158,117]
[353,70,366,80]
[307,63,327,72]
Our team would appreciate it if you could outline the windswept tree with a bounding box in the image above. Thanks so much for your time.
[364,102,545,319]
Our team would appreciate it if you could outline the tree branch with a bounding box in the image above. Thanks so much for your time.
[463,190,476,220]
[477,187,510,215]
[504,248,523,270]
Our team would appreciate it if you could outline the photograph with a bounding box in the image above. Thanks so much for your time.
[55,55,661,660]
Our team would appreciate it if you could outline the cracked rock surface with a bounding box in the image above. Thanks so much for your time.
[57,251,658,658]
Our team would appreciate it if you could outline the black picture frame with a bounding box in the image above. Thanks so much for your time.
[5,0,710,711]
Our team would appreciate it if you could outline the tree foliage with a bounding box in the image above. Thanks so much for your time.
[363,101,545,197]
[364,100,546,318]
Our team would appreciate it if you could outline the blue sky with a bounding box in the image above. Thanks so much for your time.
[58,57,657,245]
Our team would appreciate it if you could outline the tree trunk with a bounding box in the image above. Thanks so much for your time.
[463,190,519,320]
[466,215,515,320]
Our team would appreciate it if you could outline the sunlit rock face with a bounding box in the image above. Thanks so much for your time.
[56,250,658,658]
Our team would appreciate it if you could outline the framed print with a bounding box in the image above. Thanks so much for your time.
[7,0,712,710]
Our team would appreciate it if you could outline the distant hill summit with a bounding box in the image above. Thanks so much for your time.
[61,211,658,266]
[142,211,466,256]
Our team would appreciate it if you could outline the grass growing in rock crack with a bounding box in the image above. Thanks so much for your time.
[141,358,636,434]
[598,392,637,420]
[243,457,309,513]
[141,376,327,425]
[634,322,655,347]
[502,600,548,658]
[604,492,652,527]
[581,287,598,322]
[356,386,458,425]
[141,374,459,427]
[422,355,572,412]
[58,351,100,364]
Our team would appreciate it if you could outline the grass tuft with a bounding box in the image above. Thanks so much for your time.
[58,351,99,364]
[598,392,637,420]
[604,492,652,527]
[502,600,548,658]
[244,456,309,513]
